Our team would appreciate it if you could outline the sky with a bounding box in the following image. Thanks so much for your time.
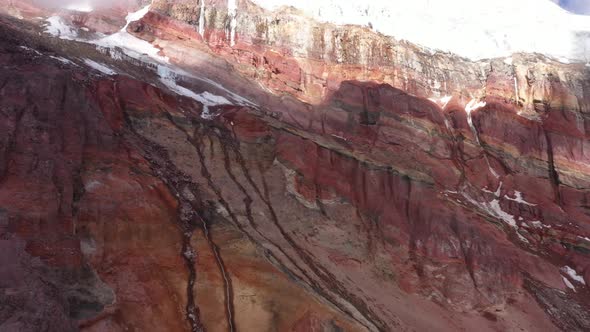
[555,0,590,14]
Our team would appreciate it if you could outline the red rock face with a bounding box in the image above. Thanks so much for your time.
[2,1,590,331]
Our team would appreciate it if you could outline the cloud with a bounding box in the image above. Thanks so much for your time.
[33,0,137,11]
[557,0,590,14]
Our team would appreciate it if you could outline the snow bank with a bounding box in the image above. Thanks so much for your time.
[251,0,590,62]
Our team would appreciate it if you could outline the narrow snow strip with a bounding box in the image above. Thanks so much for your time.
[562,266,586,285]
[51,56,77,66]
[84,59,117,75]
[19,46,42,55]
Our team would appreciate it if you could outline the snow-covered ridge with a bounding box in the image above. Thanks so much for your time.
[251,0,590,62]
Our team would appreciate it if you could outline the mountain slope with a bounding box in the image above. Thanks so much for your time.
[0,1,589,331]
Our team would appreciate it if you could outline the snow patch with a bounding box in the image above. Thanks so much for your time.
[430,95,452,109]
[463,191,517,228]
[465,99,487,116]
[562,266,586,285]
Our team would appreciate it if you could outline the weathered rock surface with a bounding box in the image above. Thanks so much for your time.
[1,0,590,331]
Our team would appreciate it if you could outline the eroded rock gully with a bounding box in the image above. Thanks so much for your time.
[1,1,590,331]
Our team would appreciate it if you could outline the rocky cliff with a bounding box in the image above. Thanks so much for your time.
[1,0,590,331]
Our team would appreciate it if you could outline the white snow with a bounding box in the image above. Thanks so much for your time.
[463,191,517,228]
[45,16,78,40]
[563,276,576,291]
[579,236,590,242]
[250,0,590,62]
[84,59,117,75]
[465,99,487,116]
[488,199,517,228]
[482,182,502,198]
[504,191,536,206]
[429,95,452,109]
[50,56,77,66]
[64,2,93,12]
[562,266,586,285]
[19,46,41,55]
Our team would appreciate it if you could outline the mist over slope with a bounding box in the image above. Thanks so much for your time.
[252,0,590,61]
